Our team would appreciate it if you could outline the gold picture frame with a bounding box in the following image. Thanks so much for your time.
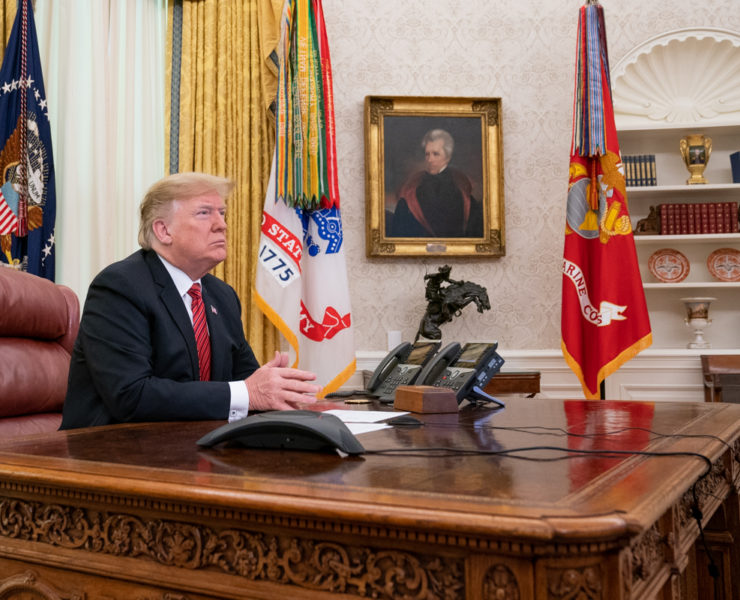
[364,96,505,257]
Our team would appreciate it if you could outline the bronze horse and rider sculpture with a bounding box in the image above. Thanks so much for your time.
[414,265,491,342]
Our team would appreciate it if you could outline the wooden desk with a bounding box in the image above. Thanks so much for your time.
[0,398,739,599]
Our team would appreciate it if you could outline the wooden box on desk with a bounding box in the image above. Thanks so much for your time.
[394,385,458,413]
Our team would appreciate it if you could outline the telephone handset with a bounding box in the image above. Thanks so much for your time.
[416,341,505,404]
[414,342,461,388]
[367,340,442,403]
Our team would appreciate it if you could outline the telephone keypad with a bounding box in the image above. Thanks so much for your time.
[377,365,423,401]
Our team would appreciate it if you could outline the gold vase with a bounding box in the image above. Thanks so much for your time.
[679,134,712,185]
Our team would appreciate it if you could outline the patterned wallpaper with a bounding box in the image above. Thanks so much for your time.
[322,0,740,353]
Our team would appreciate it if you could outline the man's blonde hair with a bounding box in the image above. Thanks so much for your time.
[138,172,235,249]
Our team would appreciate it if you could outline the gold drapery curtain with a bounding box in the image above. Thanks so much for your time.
[0,0,17,47]
[1,0,41,45]
[166,0,282,363]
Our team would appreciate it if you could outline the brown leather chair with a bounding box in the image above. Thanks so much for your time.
[0,266,79,437]
[700,354,740,403]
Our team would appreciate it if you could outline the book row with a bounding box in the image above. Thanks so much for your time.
[624,154,656,187]
[658,202,739,235]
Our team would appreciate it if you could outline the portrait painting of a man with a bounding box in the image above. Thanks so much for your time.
[364,96,504,258]
[383,116,484,239]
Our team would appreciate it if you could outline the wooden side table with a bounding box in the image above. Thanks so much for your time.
[701,355,740,403]
[484,371,541,398]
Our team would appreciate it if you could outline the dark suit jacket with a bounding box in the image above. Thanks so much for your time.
[389,167,483,238]
[61,249,260,429]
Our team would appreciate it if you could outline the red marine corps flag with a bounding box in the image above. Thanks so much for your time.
[561,1,651,399]
[254,0,355,396]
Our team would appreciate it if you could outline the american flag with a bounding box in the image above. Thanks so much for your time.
[0,191,18,234]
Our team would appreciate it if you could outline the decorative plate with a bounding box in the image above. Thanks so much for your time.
[707,248,740,282]
[648,248,690,283]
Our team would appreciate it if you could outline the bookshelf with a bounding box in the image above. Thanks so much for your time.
[612,28,740,357]
[620,125,740,351]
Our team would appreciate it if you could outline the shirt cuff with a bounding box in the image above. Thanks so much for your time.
[228,380,250,422]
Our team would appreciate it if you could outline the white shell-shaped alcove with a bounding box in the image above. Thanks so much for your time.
[612,28,740,127]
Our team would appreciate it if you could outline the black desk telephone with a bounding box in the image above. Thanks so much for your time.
[367,340,505,405]
[366,341,441,402]
[414,341,505,404]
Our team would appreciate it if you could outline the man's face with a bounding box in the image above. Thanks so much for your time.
[424,139,449,175]
[156,191,227,280]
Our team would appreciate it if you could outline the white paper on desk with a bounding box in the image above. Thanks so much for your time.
[345,423,391,435]
[325,409,408,436]
[325,409,407,423]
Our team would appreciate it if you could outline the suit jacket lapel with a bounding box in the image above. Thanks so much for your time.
[144,250,200,378]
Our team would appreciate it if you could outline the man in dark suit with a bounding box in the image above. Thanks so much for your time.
[61,172,319,429]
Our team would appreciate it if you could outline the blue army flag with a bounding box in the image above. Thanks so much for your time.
[0,0,56,279]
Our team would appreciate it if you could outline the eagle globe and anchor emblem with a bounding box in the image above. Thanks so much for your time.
[564,152,633,327]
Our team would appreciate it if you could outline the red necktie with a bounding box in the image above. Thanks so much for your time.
[187,283,211,381]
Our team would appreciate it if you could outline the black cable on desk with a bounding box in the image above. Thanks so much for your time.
[366,444,721,582]
[423,421,737,457]
[690,469,721,581]
[364,444,713,472]
[487,424,736,452]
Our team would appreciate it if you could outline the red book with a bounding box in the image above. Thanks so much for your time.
[720,202,729,233]
[724,201,731,233]
[723,202,735,233]
[694,202,702,233]
[661,204,671,235]
[659,203,668,234]
[676,204,689,235]
[663,204,671,235]
[687,203,696,234]
[700,203,709,233]
[708,203,718,233]
[728,202,738,233]
[715,202,725,234]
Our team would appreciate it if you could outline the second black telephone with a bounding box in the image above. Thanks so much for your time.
[366,341,441,402]
[415,341,505,404]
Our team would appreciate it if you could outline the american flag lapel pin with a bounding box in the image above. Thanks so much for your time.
[211,305,218,315]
